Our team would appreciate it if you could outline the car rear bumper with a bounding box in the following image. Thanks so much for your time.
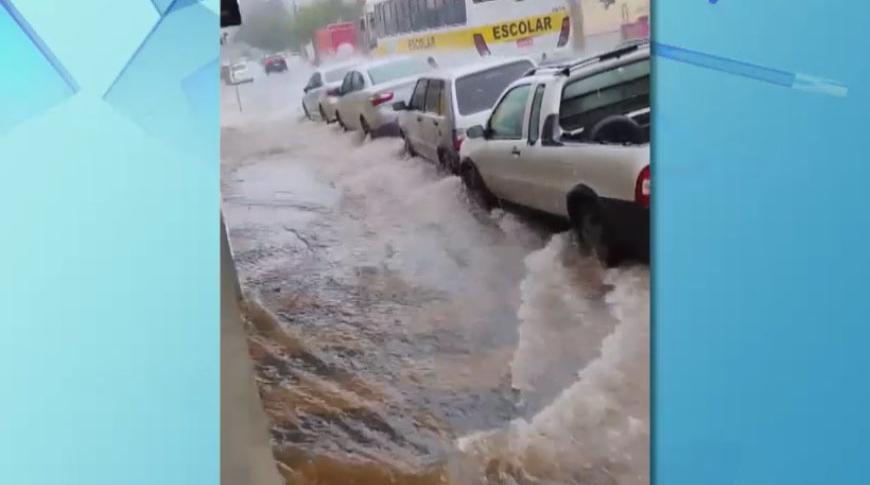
[362,106,400,136]
[363,104,396,127]
[600,198,649,260]
[371,121,401,138]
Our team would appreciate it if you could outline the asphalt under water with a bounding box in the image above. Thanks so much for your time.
[221,66,649,485]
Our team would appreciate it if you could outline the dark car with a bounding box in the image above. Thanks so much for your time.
[264,56,288,75]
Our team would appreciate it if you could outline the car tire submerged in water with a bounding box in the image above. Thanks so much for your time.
[438,149,459,175]
[574,205,622,268]
[336,112,347,131]
[319,105,328,123]
[360,117,371,139]
[460,160,496,211]
[302,104,310,120]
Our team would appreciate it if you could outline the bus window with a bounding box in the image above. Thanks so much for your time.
[398,0,410,33]
[385,1,393,36]
[428,0,442,30]
[375,4,384,37]
[392,0,401,35]
[411,0,426,31]
[394,0,402,33]
[446,0,466,25]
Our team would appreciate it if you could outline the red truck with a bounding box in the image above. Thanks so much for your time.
[314,22,359,62]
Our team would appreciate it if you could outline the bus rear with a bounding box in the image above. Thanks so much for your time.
[464,0,572,61]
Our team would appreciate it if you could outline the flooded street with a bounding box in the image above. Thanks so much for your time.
[221,69,649,485]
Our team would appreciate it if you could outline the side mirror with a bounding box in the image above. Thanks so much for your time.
[466,125,485,139]
[303,86,311,93]
[392,101,407,111]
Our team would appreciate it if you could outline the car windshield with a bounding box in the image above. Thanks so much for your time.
[367,58,429,85]
[324,66,352,83]
[455,60,535,116]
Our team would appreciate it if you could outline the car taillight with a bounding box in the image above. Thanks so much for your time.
[453,130,464,152]
[557,16,571,47]
[473,33,491,56]
[370,91,394,107]
[635,165,650,208]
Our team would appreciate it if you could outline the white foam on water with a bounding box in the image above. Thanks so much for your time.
[457,241,650,485]
[509,234,617,411]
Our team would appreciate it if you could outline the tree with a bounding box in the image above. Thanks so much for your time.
[233,1,297,52]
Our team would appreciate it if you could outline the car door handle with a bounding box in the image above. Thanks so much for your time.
[511,147,521,157]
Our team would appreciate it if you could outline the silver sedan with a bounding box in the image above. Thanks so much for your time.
[332,56,436,137]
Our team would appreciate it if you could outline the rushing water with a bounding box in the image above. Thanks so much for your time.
[221,62,649,485]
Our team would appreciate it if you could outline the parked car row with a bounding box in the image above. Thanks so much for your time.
[304,56,437,137]
[301,41,651,266]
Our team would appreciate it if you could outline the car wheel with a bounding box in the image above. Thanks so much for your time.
[576,207,621,267]
[336,112,347,131]
[302,103,311,120]
[319,105,328,123]
[438,149,459,175]
[460,161,496,211]
[360,117,371,138]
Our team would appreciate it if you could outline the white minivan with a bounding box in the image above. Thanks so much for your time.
[395,57,535,173]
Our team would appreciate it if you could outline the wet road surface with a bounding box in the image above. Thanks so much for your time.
[221,67,649,485]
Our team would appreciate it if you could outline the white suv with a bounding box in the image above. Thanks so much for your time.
[395,57,535,174]
[460,40,651,265]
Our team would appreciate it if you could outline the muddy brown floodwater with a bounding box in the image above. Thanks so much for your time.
[221,69,649,485]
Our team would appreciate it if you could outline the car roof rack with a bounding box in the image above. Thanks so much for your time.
[523,38,650,77]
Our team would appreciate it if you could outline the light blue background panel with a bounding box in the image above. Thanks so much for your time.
[0,1,74,133]
[0,1,219,484]
[655,1,870,485]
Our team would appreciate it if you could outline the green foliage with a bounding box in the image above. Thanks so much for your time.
[233,1,295,52]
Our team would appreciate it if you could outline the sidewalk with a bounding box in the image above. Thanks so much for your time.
[221,215,284,485]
